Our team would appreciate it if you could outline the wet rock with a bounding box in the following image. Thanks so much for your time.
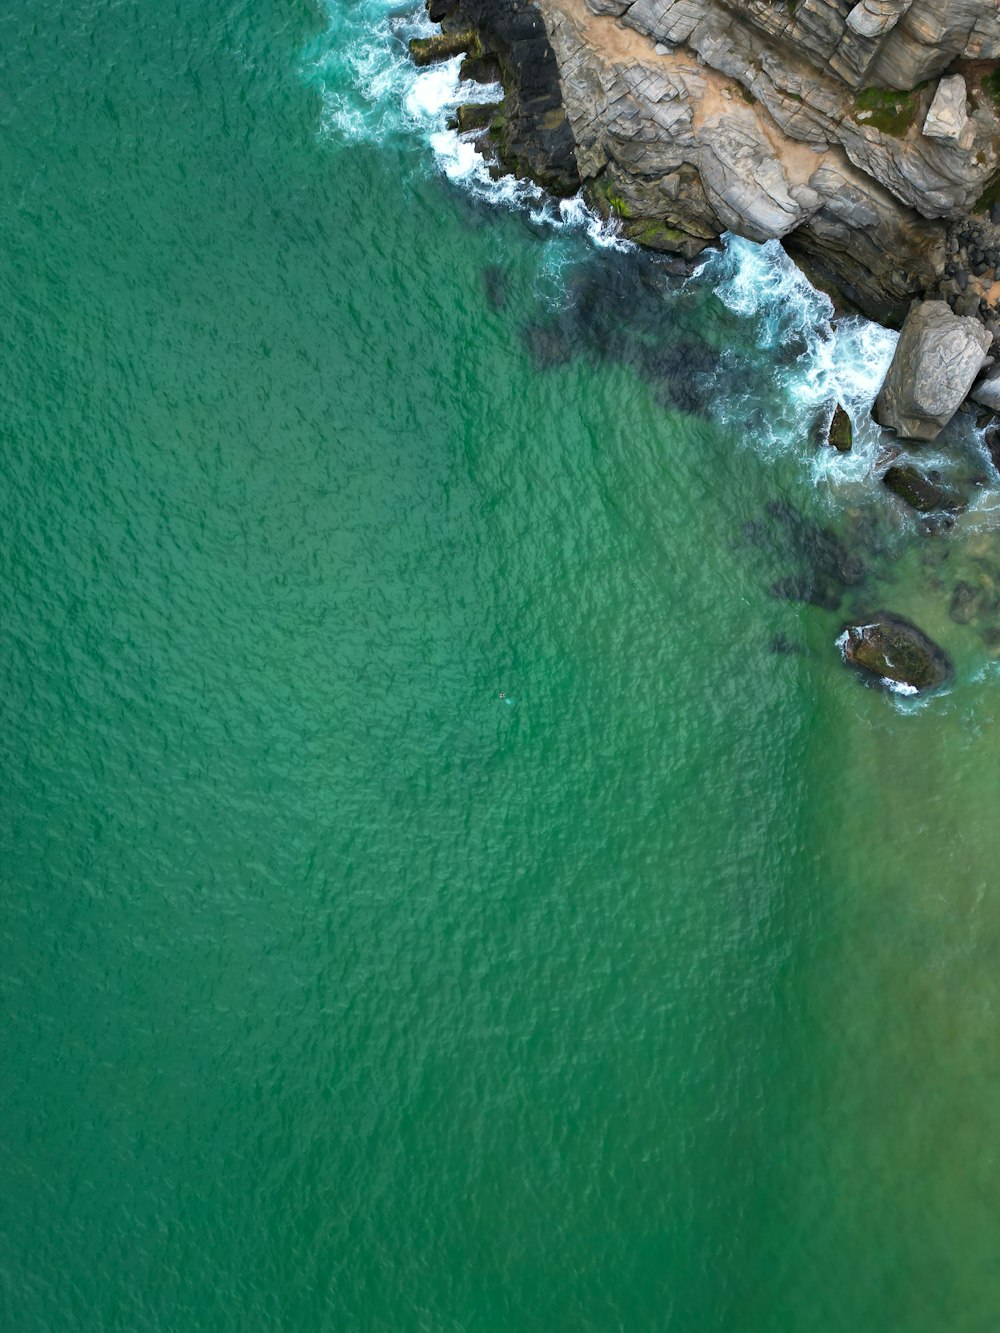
[874,300,991,441]
[838,615,953,692]
[827,403,853,452]
[984,424,1000,472]
[882,464,946,512]
[459,54,502,84]
[450,101,502,133]
[457,0,580,195]
[409,31,480,66]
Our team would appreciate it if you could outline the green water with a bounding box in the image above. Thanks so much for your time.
[2,1,1000,1328]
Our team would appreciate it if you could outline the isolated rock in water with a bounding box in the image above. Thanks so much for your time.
[838,615,952,692]
[827,403,853,452]
[874,301,991,441]
[882,463,945,512]
[922,76,969,143]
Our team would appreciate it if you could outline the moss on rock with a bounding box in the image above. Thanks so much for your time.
[838,615,952,691]
[852,84,925,137]
[827,403,853,452]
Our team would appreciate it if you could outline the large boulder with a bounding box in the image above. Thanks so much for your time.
[838,614,953,692]
[874,300,991,441]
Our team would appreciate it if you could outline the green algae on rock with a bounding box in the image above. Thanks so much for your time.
[409,30,482,67]
[827,403,853,451]
[882,463,948,512]
[838,614,953,692]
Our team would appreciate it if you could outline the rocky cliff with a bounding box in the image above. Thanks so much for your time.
[421,0,1000,435]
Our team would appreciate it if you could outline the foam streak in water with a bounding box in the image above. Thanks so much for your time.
[702,237,898,483]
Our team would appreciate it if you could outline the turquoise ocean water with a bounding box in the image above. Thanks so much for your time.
[3,1,1000,1327]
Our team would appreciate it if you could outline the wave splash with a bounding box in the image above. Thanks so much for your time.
[302,0,627,246]
[700,237,899,480]
[303,2,939,482]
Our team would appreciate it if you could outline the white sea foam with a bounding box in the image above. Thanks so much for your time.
[306,1,628,246]
[702,236,900,483]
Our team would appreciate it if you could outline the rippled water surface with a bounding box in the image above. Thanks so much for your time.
[3,1,1000,1328]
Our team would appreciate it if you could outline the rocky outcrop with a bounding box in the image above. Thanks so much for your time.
[828,403,854,451]
[432,0,581,193]
[874,298,991,438]
[428,0,1000,425]
[922,74,970,143]
[838,614,953,690]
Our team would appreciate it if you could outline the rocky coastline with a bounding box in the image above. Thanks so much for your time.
[410,0,1000,690]
[416,0,1000,450]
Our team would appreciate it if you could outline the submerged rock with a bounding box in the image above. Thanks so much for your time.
[770,575,843,611]
[769,633,804,656]
[827,403,853,452]
[950,580,987,625]
[838,614,952,692]
[882,463,946,512]
[482,264,508,311]
[765,499,868,588]
[874,300,991,441]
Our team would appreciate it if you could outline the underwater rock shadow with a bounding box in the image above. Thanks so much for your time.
[521,246,723,413]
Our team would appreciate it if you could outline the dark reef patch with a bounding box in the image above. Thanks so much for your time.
[521,248,720,412]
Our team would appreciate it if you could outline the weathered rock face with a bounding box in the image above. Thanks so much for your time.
[874,299,991,439]
[838,614,953,691]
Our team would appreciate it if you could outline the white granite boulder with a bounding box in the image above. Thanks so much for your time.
[874,300,992,440]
